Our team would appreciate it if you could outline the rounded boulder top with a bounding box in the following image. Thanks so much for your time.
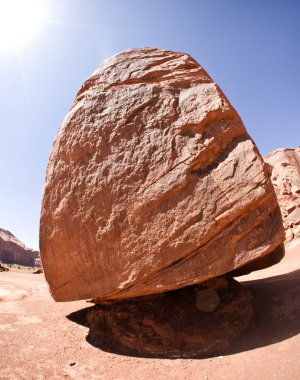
[40,48,285,301]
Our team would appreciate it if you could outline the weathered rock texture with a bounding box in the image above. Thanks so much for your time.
[87,277,253,358]
[265,147,300,245]
[0,228,39,267]
[40,48,284,302]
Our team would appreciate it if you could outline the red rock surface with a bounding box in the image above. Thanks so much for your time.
[265,147,300,245]
[40,48,284,302]
[0,228,39,267]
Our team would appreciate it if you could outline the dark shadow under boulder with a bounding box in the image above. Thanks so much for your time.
[86,277,253,358]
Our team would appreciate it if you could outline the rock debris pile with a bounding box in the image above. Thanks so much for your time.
[88,277,253,358]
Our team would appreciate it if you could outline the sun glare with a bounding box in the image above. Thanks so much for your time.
[0,0,44,49]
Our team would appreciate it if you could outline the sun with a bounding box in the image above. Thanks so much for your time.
[0,0,44,49]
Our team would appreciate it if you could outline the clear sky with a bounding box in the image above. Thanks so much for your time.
[0,0,299,250]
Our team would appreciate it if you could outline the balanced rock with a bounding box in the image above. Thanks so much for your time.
[40,48,284,302]
[265,147,300,245]
[0,228,39,267]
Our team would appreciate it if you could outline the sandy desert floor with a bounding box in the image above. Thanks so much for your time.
[1,243,300,380]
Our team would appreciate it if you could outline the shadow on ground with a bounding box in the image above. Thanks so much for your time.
[223,269,300,356]
[67,269,300,359]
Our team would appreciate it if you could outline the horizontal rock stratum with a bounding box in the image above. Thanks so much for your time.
[40,48,285,301]
[265,147,300,245]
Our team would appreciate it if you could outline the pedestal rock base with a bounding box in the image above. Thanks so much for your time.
[87,277,253,358]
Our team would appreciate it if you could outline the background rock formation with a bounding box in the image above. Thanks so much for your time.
[0,228,40,267]
[265,147,300,245]
[40,48,284,302]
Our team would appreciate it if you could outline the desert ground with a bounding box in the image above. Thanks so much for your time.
[1,243,300,380]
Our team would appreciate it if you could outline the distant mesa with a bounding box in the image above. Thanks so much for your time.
[0,228,40,268]
[265,146,300,246]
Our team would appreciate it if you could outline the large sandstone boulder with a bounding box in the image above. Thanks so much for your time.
[0,228,39,267]
[40,48,284,302]
[265,147,300,245]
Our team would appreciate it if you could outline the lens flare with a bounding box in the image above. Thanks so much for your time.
[0,0,44,48]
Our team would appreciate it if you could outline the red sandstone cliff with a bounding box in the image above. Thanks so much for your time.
[0,228,40,267]
[265,147,300,245]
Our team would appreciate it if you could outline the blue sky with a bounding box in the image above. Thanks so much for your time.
[0,0,299,250]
